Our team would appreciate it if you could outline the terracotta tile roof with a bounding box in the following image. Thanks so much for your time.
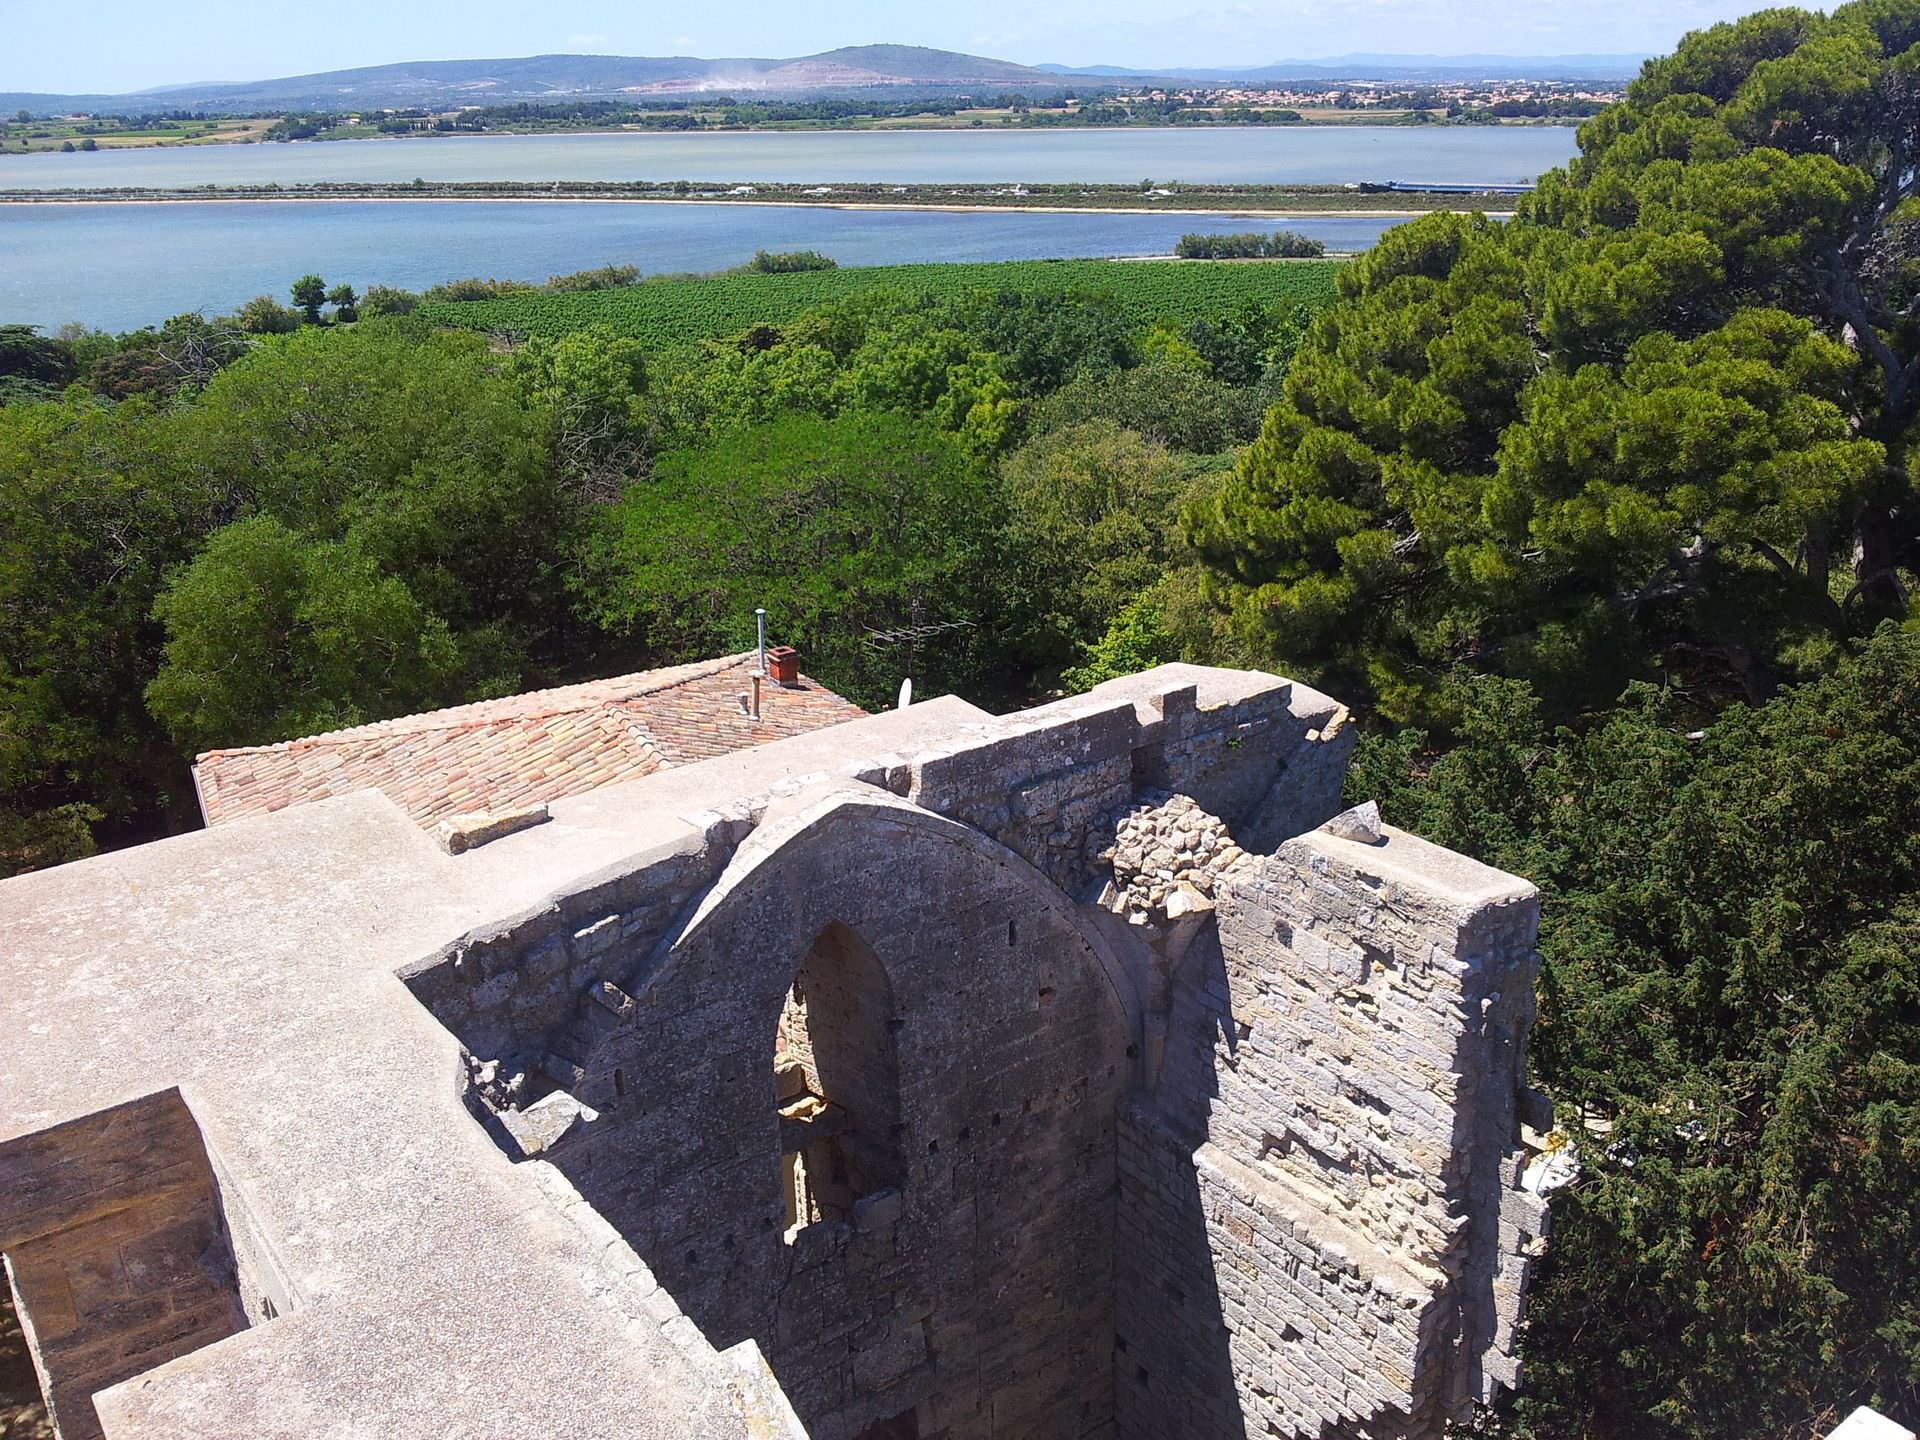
[192,654,867,829]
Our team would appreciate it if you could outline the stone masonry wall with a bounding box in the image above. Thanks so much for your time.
[907,676,1351,901]
[405,670,1351,1108]
[388,666,1539,1440]
[401,837,728,1101]
[542,791,1131,1440]
[1113,814,1542,1440]
[0,1091,250,1440]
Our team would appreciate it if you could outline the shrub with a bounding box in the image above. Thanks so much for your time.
[359,285,420,318]
[231,295,301,335]
[546,264,642,292]
[1174,230,1326,260]
[422,276,537,303]
[747,250,839,274]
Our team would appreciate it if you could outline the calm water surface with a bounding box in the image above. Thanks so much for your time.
[1,130,1574,331]
[0,126,1574,190]
[0,126,1578,189]
[2,202,1406,331]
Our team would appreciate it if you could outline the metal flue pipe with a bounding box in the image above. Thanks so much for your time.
[753,608,767,721]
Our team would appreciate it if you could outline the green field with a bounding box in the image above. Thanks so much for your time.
[416,258,1345,347]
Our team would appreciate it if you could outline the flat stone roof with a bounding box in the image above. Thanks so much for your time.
[0,692,1005,1439]
[1299,822,1540,912]
[1,665,1317,1438]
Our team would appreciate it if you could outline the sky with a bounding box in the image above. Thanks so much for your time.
[4,0,1785,96]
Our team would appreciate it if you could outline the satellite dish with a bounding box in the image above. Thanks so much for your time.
[898,677,913,710]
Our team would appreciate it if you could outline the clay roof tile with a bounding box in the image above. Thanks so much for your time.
[193,653,866,830]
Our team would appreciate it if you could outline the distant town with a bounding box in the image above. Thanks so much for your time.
[1116,79,1620,116]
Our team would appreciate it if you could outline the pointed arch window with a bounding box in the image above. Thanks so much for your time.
[774,922,903,1239]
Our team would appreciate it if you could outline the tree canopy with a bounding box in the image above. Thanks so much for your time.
[575,411,1004,708]
[0,269,1312,872]
[1355,626,1920,1439]
[1193,0,1920,719]
[146,516,471,752]
[0,322,568,869]
[1001,419,1192,663]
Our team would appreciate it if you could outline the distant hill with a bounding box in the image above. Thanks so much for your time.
[0,46,1065,115]
[0,46,1656,117]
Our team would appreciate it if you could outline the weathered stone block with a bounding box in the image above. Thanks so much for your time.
[435,802,552,855]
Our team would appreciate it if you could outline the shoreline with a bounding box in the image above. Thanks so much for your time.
[0,189,1514,219]
[0,118,1587,155]
[0,195,1471,218]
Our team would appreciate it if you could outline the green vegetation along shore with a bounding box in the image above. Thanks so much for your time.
[416,258,1342,346]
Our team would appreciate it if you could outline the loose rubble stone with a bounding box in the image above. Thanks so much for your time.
[1096,790,1250,924]
[435,802,551,854]
[1323,800,1384,845]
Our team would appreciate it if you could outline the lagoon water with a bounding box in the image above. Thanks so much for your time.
[1,202,1402,331]
[0,126,1578,189]
[0,128,1576,331]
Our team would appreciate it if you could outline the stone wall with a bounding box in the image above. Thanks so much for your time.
[405,671,1351,1096]
[540,789,1131,1440]
[1112,814,1543,1440]
[0,1091,250,1440]
[905,674,1351,899]
[384,664,1542,1440]
[401,835,728,1095]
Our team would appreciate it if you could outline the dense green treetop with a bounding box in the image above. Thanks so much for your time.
[88,314,249,400]
[1194,0,1920,719]
[0,394,206,855]
[0,323,570,865]
[1357,627,1920,1439]
[290,273,328,325]
[575,411,1005,709]
[504,325,651,502]
[234,294,301,336]
[146,516,471,753]
[1001,420,1192,660]
[0,325,74,388]
[1036,356,1264,456]
[164,324,559,623]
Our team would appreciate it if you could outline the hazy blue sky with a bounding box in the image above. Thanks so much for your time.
[8,0,1782,95]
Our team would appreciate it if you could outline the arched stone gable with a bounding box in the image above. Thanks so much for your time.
[545,784,1136,1440]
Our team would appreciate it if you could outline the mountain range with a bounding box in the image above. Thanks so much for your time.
[0,45,1649,116]
[1,47,1060,114]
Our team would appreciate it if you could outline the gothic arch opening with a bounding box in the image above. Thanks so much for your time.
[774,921,903,1238]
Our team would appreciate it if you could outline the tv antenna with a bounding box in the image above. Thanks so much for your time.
[863,610,975,706]
[862,618,977,651]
